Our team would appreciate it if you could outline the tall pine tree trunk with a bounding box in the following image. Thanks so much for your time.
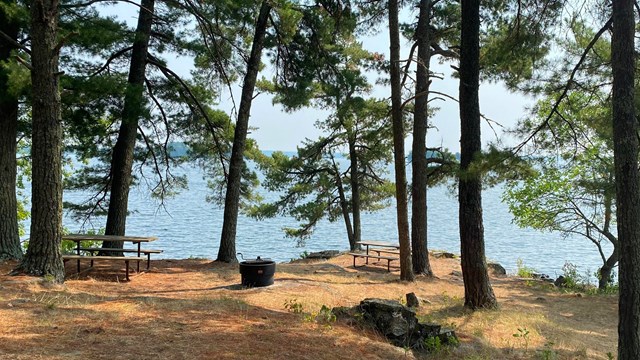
[333,158,356,250]
[458,0,497,309]
[411,0,433,276]
[217,1,271,263]
[388,0,414,281]
[16,0,64,282]
[0,1,23,260]
[103,0,154,250]
[612,0,640,356]
[348,137,362,248]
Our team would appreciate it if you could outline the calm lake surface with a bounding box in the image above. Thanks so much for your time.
[54,161,610,279]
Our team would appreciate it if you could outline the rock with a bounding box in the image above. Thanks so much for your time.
[333,298,458,350]
[532,273,551,280]
[305,250,341,259]
[433,251,457,259]
[421,299,432,305]
[406,293,419,308]
[360,298,419,342]
[450,270,462,277]
[554,275,567,287]
[487,262,506,276]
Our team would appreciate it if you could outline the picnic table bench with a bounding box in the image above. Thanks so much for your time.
[62,234,160,281]
[349,240,401,272]
[62,255,145,281]
[77,247,163,270]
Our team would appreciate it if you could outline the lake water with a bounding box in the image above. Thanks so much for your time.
[55,162,611,279]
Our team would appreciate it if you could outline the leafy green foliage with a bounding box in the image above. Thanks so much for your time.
[557,262,619,294]
[15,139,31,238]
[540,342,558,360]
[479,0,564,88]
[512,327,531,350]
[304,305,337,328]
[516,259,536,278]
[284,298,304,314]
[424,335,443,352]
[504,57,620,288]
[22,228,102,255]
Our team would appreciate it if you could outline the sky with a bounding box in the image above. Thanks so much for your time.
[214,15,535,153]
[104,3,536,154]
[245,66,534,153]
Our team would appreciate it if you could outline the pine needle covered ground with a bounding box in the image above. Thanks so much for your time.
[0,254,617,359]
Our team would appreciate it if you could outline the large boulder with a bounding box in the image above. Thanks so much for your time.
[360,298,422,343]
[487,262,506,276]
[333,298,457,350]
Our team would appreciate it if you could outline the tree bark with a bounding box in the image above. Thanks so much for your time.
[458,0,497,309]
[103,0,155,251]
[612,0,639,357]
[15,0,64,282]
[598,247,618,290]
[0,1,23,260]
[348,136,362,249]
[411,0,433,276]
[388,0,414,281]
[334,159,356,250]
[217,1,271,263]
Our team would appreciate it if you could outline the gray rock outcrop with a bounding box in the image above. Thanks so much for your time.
[487,262,506,275]
[305,250,341,259]
[332,298,457,350]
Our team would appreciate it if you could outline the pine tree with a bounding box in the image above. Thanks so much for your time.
[16,0,65,283]
[0,0,23,260]
[458,0,497,309]
[217,1,272,263]
[612,0,639,356]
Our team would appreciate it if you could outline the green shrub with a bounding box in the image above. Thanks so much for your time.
[22,228,103,255]
[516,259,536,278]
[284,298,304,314]
[424,336,442,352]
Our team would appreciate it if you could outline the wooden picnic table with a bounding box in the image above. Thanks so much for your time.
[357,241,400,257]
[349,240,401,271]
[62,234,160,280]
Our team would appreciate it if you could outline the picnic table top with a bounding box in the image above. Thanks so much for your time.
[356,240,400,248]
[63,234,158,242]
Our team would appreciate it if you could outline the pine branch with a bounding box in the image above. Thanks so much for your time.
[0,31,31,54]
[53,31,79,55]
[400,42,418,89]
[430,42,457,59]
[89,46,133,77]
[144,77,172,173]
[512,16,613,154]
[147,53,229,178]
[14,56,32,70]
